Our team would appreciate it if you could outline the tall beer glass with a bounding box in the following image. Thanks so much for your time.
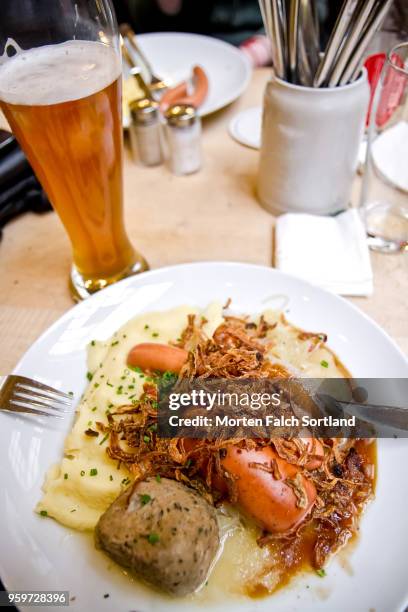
[0,0,148,300]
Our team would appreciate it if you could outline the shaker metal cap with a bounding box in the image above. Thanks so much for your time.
[129,98,159,125]
[165,104,197,128]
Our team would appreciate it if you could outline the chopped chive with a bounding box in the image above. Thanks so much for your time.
[99,433,109,446]
[144,324,149,330]
[70,509,76,513]
[130,365,143,374]
[140,494,151,506]
[87,420,92,426]
[68,391,74,396]
[80,470,85,477]
[86,372,93,381]
[106,381,114,387]
[155,474,161,483]
[64,473,68,480]
[91,340,96,346]
[161,371,177,385]
[90,468,98,476]
[93,383,99,388]
[152,332,159,338]
[91,407,97,412]
[116,386,123,395]
[109,475,113,481]
[128,385,135,390]
[40,510,48,517]
[320,360,329,368]
[316,569,326,577]
[143,435,150,443]
[111,340,119,346]
[147,533,160,544]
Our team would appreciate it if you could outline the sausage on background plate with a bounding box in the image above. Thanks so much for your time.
[160,65,209,112]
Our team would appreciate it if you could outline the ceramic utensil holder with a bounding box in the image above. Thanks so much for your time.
[258,69,370,215]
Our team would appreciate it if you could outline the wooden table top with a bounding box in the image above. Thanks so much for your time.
[0,68,407,373]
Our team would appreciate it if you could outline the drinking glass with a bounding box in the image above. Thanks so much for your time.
[0,0,148,300]
[362,42,408,253]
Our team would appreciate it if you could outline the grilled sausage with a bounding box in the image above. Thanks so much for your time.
[186,66,209,108]
[160,65,209,111]
[160,81,188,111]
[220,445,316,533]
[127,343,188,373]
[183,439,316,533]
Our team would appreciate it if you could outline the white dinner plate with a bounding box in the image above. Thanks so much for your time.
[229,106,262,148]
[0,262,407,612]
[122,32,252,127]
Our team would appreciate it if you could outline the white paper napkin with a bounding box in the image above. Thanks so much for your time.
[274,209,373,296]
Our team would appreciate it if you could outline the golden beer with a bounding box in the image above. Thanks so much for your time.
[0,40,146,298]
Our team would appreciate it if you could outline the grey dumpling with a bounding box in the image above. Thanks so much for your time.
[95,476,220,596]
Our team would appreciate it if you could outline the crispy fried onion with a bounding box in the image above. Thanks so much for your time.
[285,473,308,509]
[176,314,288,379]
[262,439,374,568]
[297,330,328,353]
[99,312,374,571]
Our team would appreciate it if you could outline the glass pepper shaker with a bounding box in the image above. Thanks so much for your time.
[164,104,202,176]
[129,98,163,167]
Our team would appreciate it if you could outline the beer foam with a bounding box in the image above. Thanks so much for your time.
[0,40,121,106]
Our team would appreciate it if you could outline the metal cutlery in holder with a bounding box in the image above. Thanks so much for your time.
[257,0,394,215]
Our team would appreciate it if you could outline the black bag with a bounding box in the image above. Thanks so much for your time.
[0,129,52,238]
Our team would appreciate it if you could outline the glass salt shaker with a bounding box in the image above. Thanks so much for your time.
[129,98,163,167]
[164,104,202,176]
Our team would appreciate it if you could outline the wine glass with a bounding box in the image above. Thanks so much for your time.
[362,41,408,253]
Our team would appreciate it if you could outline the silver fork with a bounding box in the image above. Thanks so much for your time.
[0,375,72,418]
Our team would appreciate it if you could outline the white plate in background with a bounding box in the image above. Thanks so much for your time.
[123,32,252,127]
[229,106,262,148]
[0,262,407,612]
